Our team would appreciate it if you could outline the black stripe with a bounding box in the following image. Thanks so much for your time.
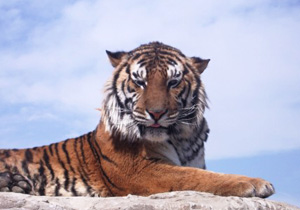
[55,178,61,196]
[166,60,174,66]
[93,138,116,165]
[25,149,33,162]
[134,115,147,121]
[182,80,191,107]
[137,58,146,64]
[138,124,146,136]
[126,65,130,74]
[74,136,89,182]
[112,69,125,111]
[62,140,71,164]
[168,58,178,65]
[120,80,128,117]
[182,99,187,108]
[183,65,189,75]
[182,111,196,122]
[87,132,121,194]
[132,72,138,78]
[80,136,87,167]
[62,140,75,173]
[71,177,78,196]
[21,160,31,179]
[191,77,201,106]
[127,85,135,93]
[178,85,186,99]
[79,172,92,195]
[121,80,126,95]
[138,62,147,67]
[186,80,191,98]
[132,53,141,60]
[156,50,184,60]
[49,144,54,156]
[124,98,132,110]
[186,63,202,104]
[86,134,109,186]
[43,149,55,180]
[38,160,47,195]
[191,89,199,103]
[55,143,69,190]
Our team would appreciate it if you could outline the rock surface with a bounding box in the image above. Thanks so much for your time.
[0,191,299,210]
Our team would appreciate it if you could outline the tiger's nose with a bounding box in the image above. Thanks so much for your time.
[146,109,168,120]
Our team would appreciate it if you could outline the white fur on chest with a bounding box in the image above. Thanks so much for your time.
[146,141,205,169]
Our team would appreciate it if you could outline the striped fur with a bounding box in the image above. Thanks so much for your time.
[0,42,274,198]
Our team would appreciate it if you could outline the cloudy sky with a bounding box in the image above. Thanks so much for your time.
[0,0,299,206]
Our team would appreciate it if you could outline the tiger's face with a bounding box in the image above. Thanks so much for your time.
[102,42,209,142]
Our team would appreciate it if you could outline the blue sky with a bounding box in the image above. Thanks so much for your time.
[0,0,300,206]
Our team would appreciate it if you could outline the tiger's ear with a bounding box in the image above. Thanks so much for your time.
[106,50,127,67]
[191,57,210,74]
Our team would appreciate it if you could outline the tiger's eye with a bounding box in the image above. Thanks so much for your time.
[135,80,145,87]
[168,80,179,88]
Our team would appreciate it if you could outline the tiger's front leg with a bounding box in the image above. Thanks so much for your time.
[142,164,275,198]
[109,158,275,198]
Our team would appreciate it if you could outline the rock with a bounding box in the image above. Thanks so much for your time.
[0,191,299,210]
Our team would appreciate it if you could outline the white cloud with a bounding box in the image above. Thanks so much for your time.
[0,0,299,159]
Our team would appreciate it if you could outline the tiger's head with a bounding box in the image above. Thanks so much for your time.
[101,42,209,142]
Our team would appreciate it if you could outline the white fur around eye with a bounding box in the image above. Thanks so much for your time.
[131,63,148,88]
[131,63,147,80]
[167,64,182,88]
[167,65,182,79]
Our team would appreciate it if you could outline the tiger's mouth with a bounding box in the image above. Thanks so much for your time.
[149,123,163,128]
[139,124,169,132]
[131,111,177,142]
[145,120,170,129]
[132,114,176,141]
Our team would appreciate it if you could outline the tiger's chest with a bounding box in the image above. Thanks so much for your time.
[146,133,207,169]
[166,138,206,169]
[156,119,209,169]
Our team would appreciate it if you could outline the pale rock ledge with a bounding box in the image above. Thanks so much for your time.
[0,191,299,210]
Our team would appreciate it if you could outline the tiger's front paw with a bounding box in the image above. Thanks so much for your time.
[215,176,275,198]
[0,172,32,194]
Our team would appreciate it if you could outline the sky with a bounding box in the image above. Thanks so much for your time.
[0,0,300,206]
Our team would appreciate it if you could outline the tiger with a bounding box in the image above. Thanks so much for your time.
[0,42,274,198]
